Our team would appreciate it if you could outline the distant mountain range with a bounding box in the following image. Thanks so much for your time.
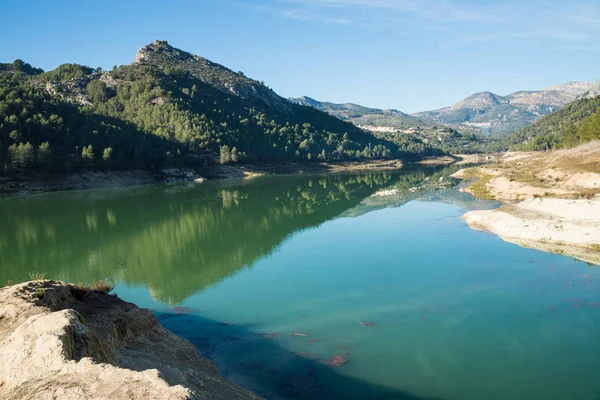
[289,96,422,128]
[413,81,600,136]
[292,80,600,140]
[289,96,486,154]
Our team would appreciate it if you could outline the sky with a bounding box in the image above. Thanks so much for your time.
[1,0,599,113]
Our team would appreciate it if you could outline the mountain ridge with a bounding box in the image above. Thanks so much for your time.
[0,40,440,176]
[413,81,600,136]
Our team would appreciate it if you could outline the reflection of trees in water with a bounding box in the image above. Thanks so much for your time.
[0,172,405,304]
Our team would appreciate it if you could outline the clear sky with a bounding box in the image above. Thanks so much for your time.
[1,0,599,113]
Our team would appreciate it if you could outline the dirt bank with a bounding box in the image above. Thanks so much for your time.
[454,141,600,263]
[0,160,405,195]
[0,168,205,195]
[201,159,404,179]
[0,280,260,400]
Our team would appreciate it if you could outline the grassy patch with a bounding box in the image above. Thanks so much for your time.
[459,168,482,179]
[469,174,495,200]
[34,288,45,298]
[70,279,116,300]
[29,272,47,281]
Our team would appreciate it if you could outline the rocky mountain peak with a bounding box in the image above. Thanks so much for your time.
[450,91,501,110]
[134,40,194,64]
[134,40,291,112]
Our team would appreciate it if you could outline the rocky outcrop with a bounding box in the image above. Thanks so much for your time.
[455,141,600,264]
[464,198,600,264]
[0,281,260,400]
[134,40,292,113]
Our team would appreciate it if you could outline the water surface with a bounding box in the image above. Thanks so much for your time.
[1,167,599,400]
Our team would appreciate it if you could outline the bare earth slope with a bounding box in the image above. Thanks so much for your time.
[453,141,600,264]
[0,280,260,400]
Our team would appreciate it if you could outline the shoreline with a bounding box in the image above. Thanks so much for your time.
[453,141,600,264]
[0,159,405,195]
[0,280,261,399]
[0,154,494,196]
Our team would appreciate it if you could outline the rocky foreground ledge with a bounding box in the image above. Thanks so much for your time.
[0,280,260,400]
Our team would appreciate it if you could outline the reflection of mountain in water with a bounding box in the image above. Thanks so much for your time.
[0,173,403,304]
[344,165,495,217]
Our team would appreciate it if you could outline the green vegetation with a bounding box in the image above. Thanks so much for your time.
[503,96,600,151]
[0,42,441,175]
[38,63,96,82]
[33,288,45,298]
[291,96,493,154]
[71,280,116,299]
[468,174,494,200]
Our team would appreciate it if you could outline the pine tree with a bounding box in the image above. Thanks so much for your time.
[82,145,95,161]
[37,142,52,166]
[8,142,35,170]
[103,147,113,161]
[220,145,231,164]
[231,147,240,163]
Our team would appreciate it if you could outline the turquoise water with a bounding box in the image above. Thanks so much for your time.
[1,168,599,399]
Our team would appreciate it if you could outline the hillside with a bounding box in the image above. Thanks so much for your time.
[0,41,439,175]
[502,95,600,150]
[414,82,600,137]
[289,96,489,154]
[289,96,419,126]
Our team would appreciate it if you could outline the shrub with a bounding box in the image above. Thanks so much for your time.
[29,272,47,281]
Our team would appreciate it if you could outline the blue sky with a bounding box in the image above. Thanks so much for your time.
[1,0,599,113]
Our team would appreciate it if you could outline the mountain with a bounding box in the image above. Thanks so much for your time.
[0,41,439,175]
[289,96,489,154]
[289,96,420,127]
[502,94,600,150]
[413,81,600,137]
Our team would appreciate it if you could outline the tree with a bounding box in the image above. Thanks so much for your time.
[86,80,110,103]
[8,142,35,170]
[37,142,52,167]
[318,149,326,161]
[220,145,231,164]
[103,147,113,161]
[9,130,21,142]
[82,145,95,161]
[231,147,240,163]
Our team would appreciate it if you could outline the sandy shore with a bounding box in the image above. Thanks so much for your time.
[455,141,600,263]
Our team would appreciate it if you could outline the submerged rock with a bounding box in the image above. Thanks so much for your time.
[0,280,260,399]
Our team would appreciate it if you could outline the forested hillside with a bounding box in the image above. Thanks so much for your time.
[503,95,600,150]
[0,41,439,174]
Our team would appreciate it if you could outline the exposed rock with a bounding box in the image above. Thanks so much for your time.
[134,40,291,112]
[464,198,600,264]
[456,141,600,263]
[0,280,260,400]
[45,77,94,106]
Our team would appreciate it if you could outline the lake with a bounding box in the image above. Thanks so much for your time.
[1,166,599,400]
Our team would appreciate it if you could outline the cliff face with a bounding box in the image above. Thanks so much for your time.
[0,280,260,400]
